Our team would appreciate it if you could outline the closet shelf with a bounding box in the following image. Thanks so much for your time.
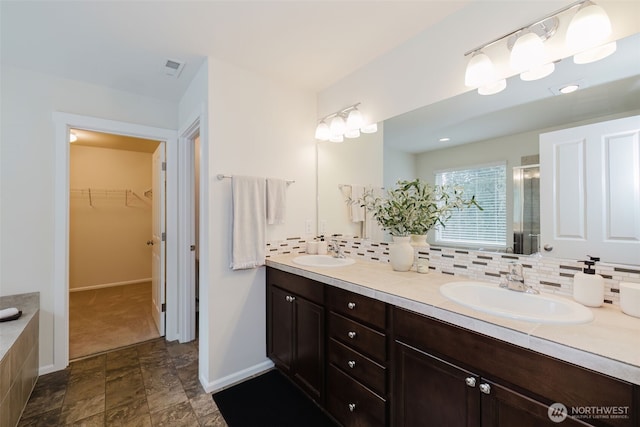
[70,188,146,207]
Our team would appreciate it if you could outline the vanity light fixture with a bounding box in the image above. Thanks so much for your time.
[315,103,378,142]
[464,0,615,95]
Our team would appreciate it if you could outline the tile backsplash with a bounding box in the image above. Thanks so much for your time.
[266,236,640,308]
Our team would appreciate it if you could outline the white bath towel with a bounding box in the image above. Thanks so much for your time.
[231,176,267,270]
[350,185,365,222]
[266,178,287,225]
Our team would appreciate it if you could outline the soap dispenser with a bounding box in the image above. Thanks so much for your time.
[573,256,604,307]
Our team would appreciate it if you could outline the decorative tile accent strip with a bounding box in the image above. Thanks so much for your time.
[268,236,640,308]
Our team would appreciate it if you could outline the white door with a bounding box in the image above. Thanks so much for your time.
[540,115,640,265]
[152,144,166,335]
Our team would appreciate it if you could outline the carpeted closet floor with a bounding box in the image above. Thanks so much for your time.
[69,282,160,359]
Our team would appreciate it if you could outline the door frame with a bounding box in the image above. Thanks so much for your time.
[178,112,201,343]
[52,112,178,373]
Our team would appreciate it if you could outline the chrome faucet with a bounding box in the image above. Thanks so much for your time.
[500,262,539,294]
[329,239,346,258]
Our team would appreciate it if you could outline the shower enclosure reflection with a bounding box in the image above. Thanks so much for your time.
[513,164,540,255]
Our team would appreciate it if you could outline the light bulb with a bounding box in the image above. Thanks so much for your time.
[314,121,330,141]
[464,51,497,88]
[345,129,360,139]
[566,1,612,53]
[510,32,550,73]
[330,115,346,137]
[520,62,555,81]
[573,41,616,64]
[346,109,363,131]
[361,123,378,134]
[478,79,506,96]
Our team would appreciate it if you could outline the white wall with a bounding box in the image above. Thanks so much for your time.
[69,145,153,290]
[0,65,177,369]
[201,57,317,390]
[318,1,640,124]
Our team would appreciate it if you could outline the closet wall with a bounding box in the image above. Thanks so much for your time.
[69,144,154,290]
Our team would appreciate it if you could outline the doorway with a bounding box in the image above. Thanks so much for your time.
[68,129,165,359]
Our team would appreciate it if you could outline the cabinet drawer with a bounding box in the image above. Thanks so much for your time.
[329,312,386,364]
[327,364,386,427]
[327,286,386,330]
[328,338,386,396]
[267,267,323,305]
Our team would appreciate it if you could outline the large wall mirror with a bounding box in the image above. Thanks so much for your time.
[317,32,640,257]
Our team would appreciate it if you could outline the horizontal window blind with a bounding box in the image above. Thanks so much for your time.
[435,164,506,246]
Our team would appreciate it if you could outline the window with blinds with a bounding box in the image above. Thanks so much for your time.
[434,163,507,247]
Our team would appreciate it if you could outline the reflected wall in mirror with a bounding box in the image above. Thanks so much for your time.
[317,32,640,262]
[513,163,540,255]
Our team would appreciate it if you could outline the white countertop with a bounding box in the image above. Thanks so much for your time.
[266,254,640,385]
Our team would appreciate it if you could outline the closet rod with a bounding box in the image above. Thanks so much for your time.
[216,174,295,184]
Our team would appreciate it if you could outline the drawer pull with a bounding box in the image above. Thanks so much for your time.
[285,295,296,303]
[347,302,356,310]
[465,377,476,387]
[348,403,356,412]
[347,360,356,369]
[347,331,357,339]
[479,383,491,395]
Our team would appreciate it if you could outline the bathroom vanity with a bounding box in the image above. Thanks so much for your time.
[266,256,640,427]
[0,292,39,427]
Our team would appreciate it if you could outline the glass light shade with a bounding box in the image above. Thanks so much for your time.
[314,121,330,140]
[566,1,612,52]
[345,129,360,139]
[346,109,364,131]
[478,79,506,96]
[520,62,555,81]
[573,41,616,64]
[510,32,549,73]
[464,52,497,88]
[329,134,344,143]
[361,123,378,134]
[330,115,346,137]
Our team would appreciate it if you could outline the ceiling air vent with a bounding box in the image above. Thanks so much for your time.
[164,59,185,78]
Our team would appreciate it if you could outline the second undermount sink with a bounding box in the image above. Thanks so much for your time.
[440,281,594,324]
[292,255,355,268]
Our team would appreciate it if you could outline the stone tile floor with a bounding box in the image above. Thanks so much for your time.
[18,338,228,426]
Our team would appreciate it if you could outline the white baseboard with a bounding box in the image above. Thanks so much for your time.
[38,364,58,376]
[201,359,275,393]
[69,278,152,292]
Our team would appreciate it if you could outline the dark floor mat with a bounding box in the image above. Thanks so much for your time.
[212,370,339,427]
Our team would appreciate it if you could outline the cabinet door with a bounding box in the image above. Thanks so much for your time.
[394,341,480,427]
[540,115,640,264]
[480,379,590,427]
[268,285,294,373]
[293,296,324,401]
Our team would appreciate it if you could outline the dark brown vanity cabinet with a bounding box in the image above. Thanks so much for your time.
[393,307,637,427]
[326,286,389,427]
[267,268,325,402]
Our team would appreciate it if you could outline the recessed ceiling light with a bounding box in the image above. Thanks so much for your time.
[439,137,451,142]
[549,79,587,96]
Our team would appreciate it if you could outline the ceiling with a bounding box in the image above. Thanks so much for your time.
[0,0,469,101]
[70,129,161,153]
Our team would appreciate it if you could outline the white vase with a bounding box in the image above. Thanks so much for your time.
[390,236,414,272]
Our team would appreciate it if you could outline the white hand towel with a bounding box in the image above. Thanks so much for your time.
[266,178,287,225]
[231,176,267,270]
[0,307,19,319]
[350,185,365,222]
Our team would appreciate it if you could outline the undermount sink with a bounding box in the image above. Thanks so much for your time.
[292,255,355,268]
[440,281,594,324]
